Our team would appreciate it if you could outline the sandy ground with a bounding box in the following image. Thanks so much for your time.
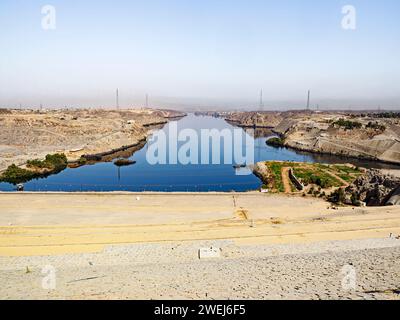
[0,192,399,300]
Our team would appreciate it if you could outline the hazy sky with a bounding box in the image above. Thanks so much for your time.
[0,0,399,110]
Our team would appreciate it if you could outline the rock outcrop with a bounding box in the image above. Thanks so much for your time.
[344,170,400,206]
[275,113,400,165]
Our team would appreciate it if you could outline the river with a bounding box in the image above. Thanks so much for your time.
[0,114,397,192]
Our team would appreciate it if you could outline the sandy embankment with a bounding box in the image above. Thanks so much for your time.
[1,193,400,256]
[0,192,400,299]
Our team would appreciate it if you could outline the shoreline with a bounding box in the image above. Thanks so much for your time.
[282,141,400,167]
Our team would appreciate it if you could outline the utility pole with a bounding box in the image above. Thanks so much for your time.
[116,89,119,110]
[259,89,264,111]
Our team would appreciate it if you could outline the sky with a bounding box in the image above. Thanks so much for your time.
[0,0,399,110]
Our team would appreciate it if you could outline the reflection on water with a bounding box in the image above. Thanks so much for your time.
[0,114,398,192]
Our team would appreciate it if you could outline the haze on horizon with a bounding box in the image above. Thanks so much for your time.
[0,0,399,111]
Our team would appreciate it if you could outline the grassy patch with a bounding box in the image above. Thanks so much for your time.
[265,162,286,192]
[330,165,362,183]
[293,167,342,188]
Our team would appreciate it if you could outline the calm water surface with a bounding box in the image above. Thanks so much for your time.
[0,114,397,192]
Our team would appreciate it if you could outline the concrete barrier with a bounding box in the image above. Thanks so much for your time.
[289,168,304,191]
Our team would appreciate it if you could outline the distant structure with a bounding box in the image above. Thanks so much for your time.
[306,90,310,110]
[259,89,264,111]
[145,94,149,108]
[116,89,119,110]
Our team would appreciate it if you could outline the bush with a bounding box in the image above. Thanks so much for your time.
[328,188,346,204]
[78,157,87,165]
[0,164,38,184]
[366,121,386,131]
[1,153,68,185]
[27,153,67,172]
[332,119,362,130]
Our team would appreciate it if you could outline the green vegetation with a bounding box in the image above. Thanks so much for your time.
[330,165,362,183]
[0,164,39,184]
[261,161,354,194]
[293,167,342,188]
[27,153,68,172]
[266,137,285,147]
[267,162,285,193]
[332,119,362,130]
[366,112,400,119]
[328,188,346,204]
[78,157,87,165]
[366,121,386,132]
[1,153,68,185]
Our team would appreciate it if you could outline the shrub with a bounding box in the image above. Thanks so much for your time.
[332,119,362,130]
[328,188,346,204]
[366,121,386,131]
[1,153,68,185]
[27,153,67,172]
[0,164,38,184]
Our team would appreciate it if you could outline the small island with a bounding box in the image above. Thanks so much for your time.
[114,159,136,167]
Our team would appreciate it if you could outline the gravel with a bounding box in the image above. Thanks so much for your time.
[1,238,400,300]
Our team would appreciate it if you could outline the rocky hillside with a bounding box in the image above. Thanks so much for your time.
[274,113,400,165]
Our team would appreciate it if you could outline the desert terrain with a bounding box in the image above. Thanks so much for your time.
[0,108,184,172]
[0,192,399,300]
[199,110,400,165]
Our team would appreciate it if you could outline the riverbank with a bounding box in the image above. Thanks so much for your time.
[197,110,400,166]
[0,108,185,173]
[0,192,399,299]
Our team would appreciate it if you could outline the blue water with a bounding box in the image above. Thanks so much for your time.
[0,114,396,192]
